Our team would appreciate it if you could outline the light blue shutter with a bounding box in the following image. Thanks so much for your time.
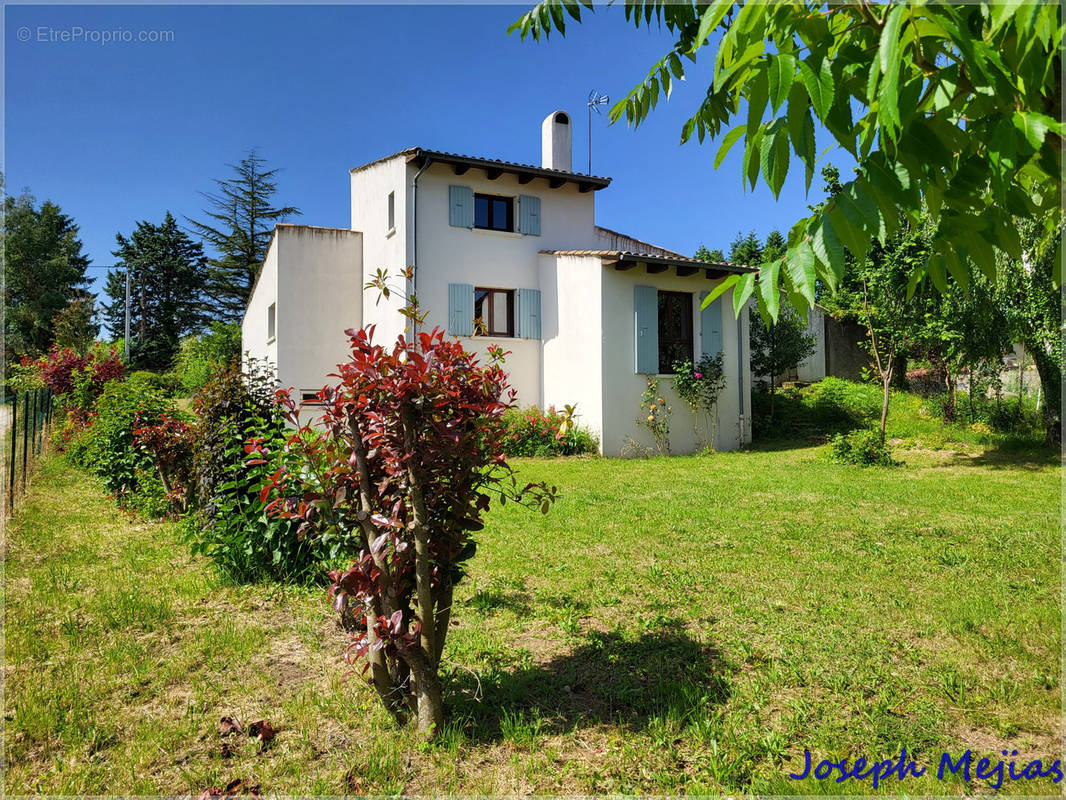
[448,283,474,336]
[517,288,541,339]
[700,291,724,357]
[634,285,658,374]
[449,185,473,228]
[518,195,541,236]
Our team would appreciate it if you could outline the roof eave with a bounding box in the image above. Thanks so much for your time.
[406,148,611,192]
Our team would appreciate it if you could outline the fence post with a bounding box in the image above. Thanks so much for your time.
[36,390,45,456]
[8,392,16,512]
[21,391,30,492]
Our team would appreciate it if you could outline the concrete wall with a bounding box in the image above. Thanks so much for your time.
[409,163,597,407]
[599,265,752,456]
[241,225,363,395]
[825,316,870,381]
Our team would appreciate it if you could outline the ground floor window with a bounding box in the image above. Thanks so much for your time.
[474,287,515,337]
[658,290,692,374]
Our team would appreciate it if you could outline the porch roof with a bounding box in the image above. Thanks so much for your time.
[539,249,758,279]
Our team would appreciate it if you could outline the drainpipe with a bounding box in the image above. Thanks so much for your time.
[737,308,747,444]
[409,155,433,339]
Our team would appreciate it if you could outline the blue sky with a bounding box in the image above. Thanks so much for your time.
[5,3,842,306]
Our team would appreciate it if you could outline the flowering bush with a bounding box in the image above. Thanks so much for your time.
[672,354,727,449]
[637,379,671,455]
[253,326,556,738]
[499,405,598,457]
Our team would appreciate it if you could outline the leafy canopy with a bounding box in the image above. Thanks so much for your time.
[511,1,1063,319]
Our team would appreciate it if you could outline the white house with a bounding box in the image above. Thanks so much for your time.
[243,111,755,455]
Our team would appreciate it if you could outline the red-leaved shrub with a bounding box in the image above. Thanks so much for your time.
[251,326,556,738]
[133,414,195,513]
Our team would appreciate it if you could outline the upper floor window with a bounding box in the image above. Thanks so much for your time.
[474,287,515,337]
[387,191,395,232]
[657,291,692,374]
[474,193,514,232]
[267,302,276,341]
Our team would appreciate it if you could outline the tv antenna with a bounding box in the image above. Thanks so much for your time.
[587,90,609,175]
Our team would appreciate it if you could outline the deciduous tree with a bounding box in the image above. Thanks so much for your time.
[512,2,1063,319]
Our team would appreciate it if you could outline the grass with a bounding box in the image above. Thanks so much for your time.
[4,437,1060,795]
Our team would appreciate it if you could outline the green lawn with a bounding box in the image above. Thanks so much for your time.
[5,442,1060,795]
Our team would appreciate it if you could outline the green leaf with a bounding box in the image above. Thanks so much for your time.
[811,218,845,290]
[786,239,817,308]
[714,125,746,169]
[879,3,905,74]
[925,252,948,293]
[760,119,790,198]
[757,257,781,321]
[692,0,735,54]
[798,56,834,120]
[1012,110,1053,150]
[768,52,796,113]
[732,272,757,318]
[702,274,739,307]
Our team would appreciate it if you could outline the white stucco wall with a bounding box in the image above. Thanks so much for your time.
[795,306,827,383]
[242,236,280,373]
[408,163,598,407]
[539,254,604,446]
[241,225,363,396]
[599,266,752,456]
[352,157,410,348]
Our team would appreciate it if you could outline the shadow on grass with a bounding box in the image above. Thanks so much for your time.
[443,626,731,742]
[945,439,1060,471]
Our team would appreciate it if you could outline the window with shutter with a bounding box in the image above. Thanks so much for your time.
[634,285,658,374]
[699,291,724,358]
[449,185,474,228]
[518,195,541,236]
[448,283,474,336]
[517,288,541,339]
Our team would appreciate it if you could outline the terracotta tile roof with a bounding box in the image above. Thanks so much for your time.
[350,148,610,190]
[539,249,758,274]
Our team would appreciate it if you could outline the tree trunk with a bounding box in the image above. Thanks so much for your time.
[405,646,444,739]
[1026,338,1061,444]
[879,361,894,446]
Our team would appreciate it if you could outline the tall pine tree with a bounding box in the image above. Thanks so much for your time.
[188,150,300,322]
[3,190,91,361]
[728,231,763,266]
[103,212,208,370]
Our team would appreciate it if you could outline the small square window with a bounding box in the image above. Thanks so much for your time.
[474,288,515,337]
[267,303,276,340]
[473,194,514,232]
[387,191,395,231]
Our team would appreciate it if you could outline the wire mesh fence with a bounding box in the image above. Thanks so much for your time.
[3,389,55,517]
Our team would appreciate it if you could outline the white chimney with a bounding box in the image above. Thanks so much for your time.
[541,110,572,172]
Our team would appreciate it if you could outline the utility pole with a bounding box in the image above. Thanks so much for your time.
[124,264,130,362]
